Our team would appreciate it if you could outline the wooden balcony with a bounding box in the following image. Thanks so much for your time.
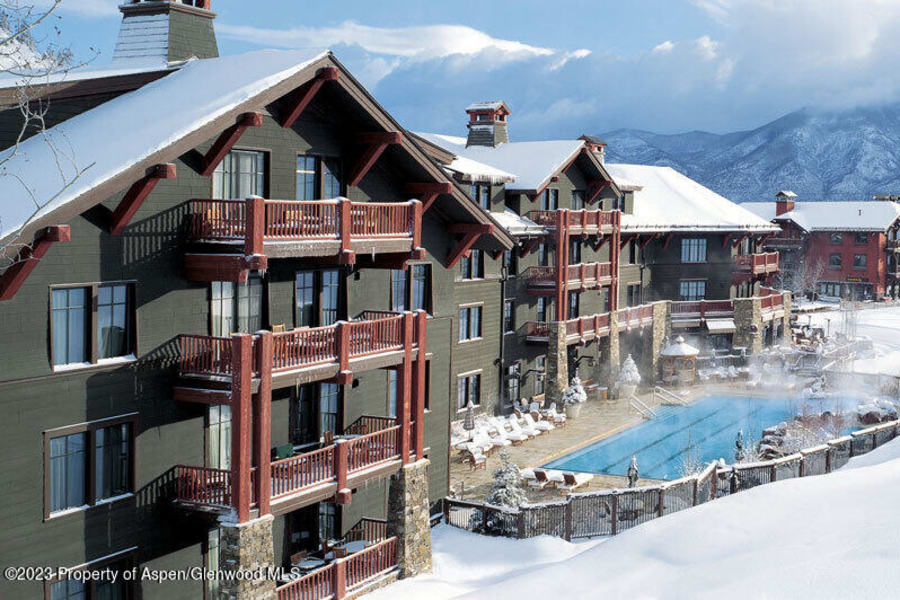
[524,305,655,345]
[524,262,612,294]
[176,312,424,393]
[886,239,900,252]
[735,252,779,276]
[175,422,419,516]
[670,299,735,322]
[759,288,786,320]
[184,197,423,281]
[526,209,616,236]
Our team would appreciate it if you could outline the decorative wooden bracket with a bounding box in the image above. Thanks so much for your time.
[490,248,504,260]
[200,112,263,177]
[620,234,635,250]
[405,182,453,213]
[662,233,674,250]
[0,225,71,301]
[519,237,541,257]
[586,180,610,204]
[721,233,732,250]
[732,232,750,249]
[446,223,493,268]
[109,163,176,235]
[281,67,339,128]
[348,132,402,187]
[640,233,660,249]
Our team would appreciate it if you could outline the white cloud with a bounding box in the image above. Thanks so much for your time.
[694,35,718,61]
[652,41,674,55]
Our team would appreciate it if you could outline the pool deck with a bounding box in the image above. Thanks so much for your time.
[449,389,685,502]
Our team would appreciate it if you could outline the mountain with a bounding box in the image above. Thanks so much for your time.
[601,105,900,204]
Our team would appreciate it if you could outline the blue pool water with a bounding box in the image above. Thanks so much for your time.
[544,394,842,480]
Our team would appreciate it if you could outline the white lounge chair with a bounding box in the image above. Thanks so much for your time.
[520,467,537,482]
[508,415,540,438]
[524,413,554,432]
[547,403,567,427]
[529,468,564,489]
[559,471,593,491]
[490,417,528,444]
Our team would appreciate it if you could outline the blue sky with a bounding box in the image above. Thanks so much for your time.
[42,1,900,139]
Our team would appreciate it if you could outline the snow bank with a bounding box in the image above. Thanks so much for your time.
[421,439,900,600]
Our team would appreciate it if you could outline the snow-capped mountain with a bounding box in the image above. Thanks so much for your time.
[602,105,900,204]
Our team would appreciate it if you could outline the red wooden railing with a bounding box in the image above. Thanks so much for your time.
[346,316,403,357]
[346,517,389,544]
[272,326,338,372]
[346,426,401,472]
[565,313,611,338]
[190,198,416,243]
[525,262,612,288]
[670,299,735,317]
[271,446,336,500]
[526,209,615,230]
[345,538,399,591]
[178,334,235,376]
[344,415,397,436]
[525,321,551,339]
[175,465,232,507]
[276,564,335,600]
[736,252,780,274]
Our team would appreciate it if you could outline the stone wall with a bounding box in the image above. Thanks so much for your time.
[387,459,433,578]
[642,301,670,384]
[596,310,620,389]
[781,291,792,340]
[545,321,569,406]
[733,297,763,353]
[218,514,276,600]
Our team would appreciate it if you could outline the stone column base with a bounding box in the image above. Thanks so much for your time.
[387,459,433,578]
[218,514,276,600]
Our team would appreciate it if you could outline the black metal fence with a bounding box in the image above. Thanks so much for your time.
[443,420,899,540]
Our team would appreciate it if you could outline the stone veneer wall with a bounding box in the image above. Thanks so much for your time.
[642,301,670,384]
[733,297,763,353]
[546,321,569,406]
[781,292,792,341]
[218,514,276,600]
[597,309,620,390]
[387,459,433,578]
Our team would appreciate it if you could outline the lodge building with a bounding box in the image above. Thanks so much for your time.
[0,3,789,599]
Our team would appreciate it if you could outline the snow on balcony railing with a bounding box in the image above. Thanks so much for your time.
[526,209,615,231]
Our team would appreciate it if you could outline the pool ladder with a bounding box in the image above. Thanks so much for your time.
[629,396,657,419]
[653,386,688,406]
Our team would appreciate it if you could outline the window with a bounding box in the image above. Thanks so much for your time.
[830,232,843,245]
[541,189,559,211]
[457,372,482,409]
[505,363,520,406]
[853,254,867,269]
[213,149,266,199]
[629,240,638,265]
[679,280,706,301]
[50,579,85,600]
[388,370,398,418]
[50,556,134,600]
[571,190,585,210]
[208,405,231,470]
[535,356,546,396]
[206,529,222,600]
[211,277,262,336]
[411,264,431,312]
[459,305,483,341]
[503,300,515,334]
[568,291,580,318]
[626,284,641,307]
[503,249,518,277]
[319,503,336,543]
[853,231,868,245]
[289,385,316,446]
[296,155,343,200]
[391,269,408,312]
[681,238,707,263]
[52,288,88,366]
[470,183,491,210]
[460,249,484,279]
[321,270,340,326]
[52,284,135,368]
[569,239,582,265]
[49,432,86,513]
[601,288,610,312]
[319,383,339,435]
[95,423,131,501]
[537,297,549,322]
[829,253,842,268]
[538,243,550,267]
[295,271,315,328]
[45,416,135,519]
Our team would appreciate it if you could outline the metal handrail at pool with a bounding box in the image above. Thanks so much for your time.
[443,419,900,541]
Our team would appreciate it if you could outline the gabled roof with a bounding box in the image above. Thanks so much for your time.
[466,101,510,114]
[0,49,513,250]
[746,201,900,233]
[606,164,778,233]
[491,208,547,237]
[414,133,619,195]
[775,190,797,199]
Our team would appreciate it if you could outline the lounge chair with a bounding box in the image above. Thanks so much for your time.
[508,415,540,438]
[490,417,527,444]
[519,467,537,482]
[524,413,554,432]
[481,426,512,448]
[529,468,564,489]
[547,403,567,427]
[560,471,594,491]
[464,449,486,471]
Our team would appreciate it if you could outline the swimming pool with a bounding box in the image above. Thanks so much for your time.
[544,394,844,480]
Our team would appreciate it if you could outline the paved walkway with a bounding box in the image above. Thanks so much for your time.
[449,389,686,502]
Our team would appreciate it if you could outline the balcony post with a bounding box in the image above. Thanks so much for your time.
[339,197,353,257]
[244,195,265,257]
[335,440,350,504]
[555,210,569,321]
[413,310,427,460]
[609,211,620,312]
[398,312,413,465]
[334,557,347,599]
[255,331,273,516]
[411,199,423,250]
[335,321,352,385]
[230,334,253,523]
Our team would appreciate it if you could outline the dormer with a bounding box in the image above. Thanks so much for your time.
[775,190,797,216]
[114,0,219,65]
[465,101,511,148]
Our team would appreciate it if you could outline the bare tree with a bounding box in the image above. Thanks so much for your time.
[775,254,825,299]
[0,0,96,268]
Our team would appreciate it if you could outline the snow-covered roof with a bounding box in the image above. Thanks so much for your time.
[0,58,177,91]
[416,132,586,192]
[750,201,900,232]
[443,154,516,184]
[0,48,328,242]
[606,164,779,233]
[491,208,548,237]
[466,101,509,113]
[776,190,797,199]
[660,335,700,357]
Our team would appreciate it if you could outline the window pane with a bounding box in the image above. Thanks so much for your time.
[321,270,340,326]
[388,370,398,418]
[96,423,131,500]
[470,375,481,405]
[319,383,339,434]
[472,306,482,338]
[98,285,129,359]
[411,265,428,311]
[51,433,86,512]
[295,272,315,327]
[459,308,469,341]
[391,269,408,312]
[296,155,317,200]
[324,159,342,198]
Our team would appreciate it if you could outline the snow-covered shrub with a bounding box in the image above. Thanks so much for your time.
[618,354,642,386]
[471,451,527,536]
[563,377,587,406]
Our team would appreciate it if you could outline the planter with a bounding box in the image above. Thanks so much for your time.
[565,403,583,419]
[618,384,637,400]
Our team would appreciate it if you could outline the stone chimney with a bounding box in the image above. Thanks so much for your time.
[578,135,607,164]
[114,0,219,65]
[775,190,797,216]
[465,101,510,148]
